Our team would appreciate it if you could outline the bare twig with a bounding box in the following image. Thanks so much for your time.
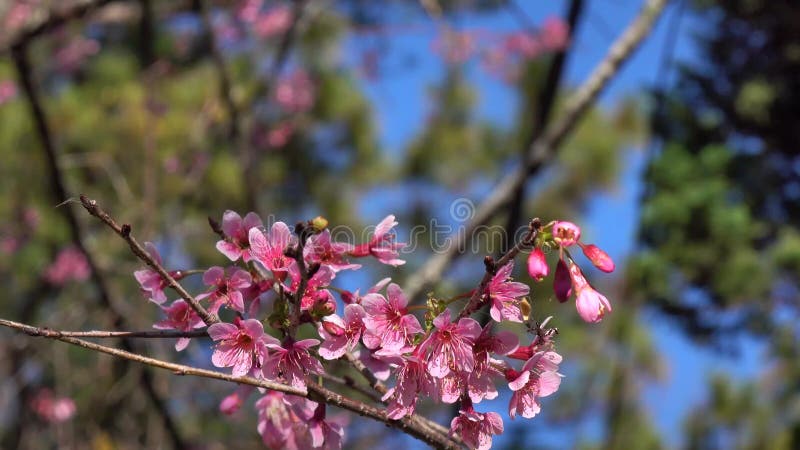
[403,0,669,301]
[0,320,209,339]
[319,372,382,403]
[0,318,459,450]
[79,195,219,325]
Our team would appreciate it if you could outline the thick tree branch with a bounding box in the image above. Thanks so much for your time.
[79,195,219,325]
[0,318,459,450]
[403,0,669,301]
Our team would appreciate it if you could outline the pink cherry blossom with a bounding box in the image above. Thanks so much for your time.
[216,210,264,262]
[449,402,504,450]
[153,299,205,351]
[249,221,293,280]
[339,277,391,305]
[580,243,615,273]
[253,5,292,39]
[44,246,90,286]
[466,324,519,403]
[238,0,263,23]
[0,80,16,105]
[197,266,252,314]
[133,242,170,304]
[504,32,542,59]
[356,349,392,381]
[317,304,366,360]
[382,353,435,419]
[507,351,563,419]
[31,389,76,423]
[304,229,359,272]
[219,385,254,415]
[55,37,100,74]
[256,392,303,449]
[540,17,570,52]
[419,309,481,378]
[568,261,612,323]
[552,221,581,247]
[553,258,572,302]
[208,318,269,377]
[486,262,529,323]
[350,215,406,266]
[304,403,345,450]
[361,283,422,352]
[527,247,549,281]
[267,121,295,149]
[274,69,315,113]
[284,262,336,313]
[434,31,475,64]
[263,338,324,390]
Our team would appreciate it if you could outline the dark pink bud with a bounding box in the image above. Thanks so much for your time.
[527,248,549,281]
[553,259,571,302]
[580,243,615,273]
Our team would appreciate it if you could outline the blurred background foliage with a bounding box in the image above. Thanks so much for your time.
[0,0,797,449]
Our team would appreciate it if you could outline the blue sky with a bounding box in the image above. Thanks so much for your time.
[347,0,766,447]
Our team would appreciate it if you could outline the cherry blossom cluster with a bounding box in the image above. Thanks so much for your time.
[135,212,614,449]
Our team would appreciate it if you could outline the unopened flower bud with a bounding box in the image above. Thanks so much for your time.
[580,243,615,273]
[310,215,329,231]
[553,259,571,302]
[527,248,549,281]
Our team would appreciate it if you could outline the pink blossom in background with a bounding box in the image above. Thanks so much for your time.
[540,16,570,52]
[55,37,100,74]
[154,299,205,351]
[45,246,91,286]
[249,221,293,279]
[134,242,169,303]
[486,262,529,323]
[2,2,37,32]
[361,283,422,352]
[196,266,253,314]
[31,389,76,423]
[216,210,264,262]
[256,391,302,449]
[434,31,475,64]
[266,121,295,149]
[0,80,16,105]
[209,317,270,377]
[0,237,20,254]
[220,385,254,415]
[262,337,323,390]
[301,403,345,450]
[253,5,292,39]
[350,215,406,266]
[450,402,504,450]
[238,0,264,23]
[22,207,40,229]
[274,70,315,113]
[504,32,542,59]
[419,309,481,378]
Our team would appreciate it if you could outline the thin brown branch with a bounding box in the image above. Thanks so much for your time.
[458,219,540,319]
[79,194,219,325]
[403,0,669,301]
[319,372,382,403]
[12,44,188,449]
[0,318,459,450]
[0,320,209,339]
